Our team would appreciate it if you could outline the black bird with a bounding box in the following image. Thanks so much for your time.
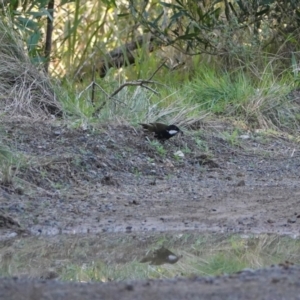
[140,122,182,140]
[140,246,182,265]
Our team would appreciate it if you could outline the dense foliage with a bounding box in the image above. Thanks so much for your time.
[1,0,300,77]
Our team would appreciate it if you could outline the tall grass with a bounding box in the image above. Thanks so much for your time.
[59,77,208,128]
[180,62,299,131]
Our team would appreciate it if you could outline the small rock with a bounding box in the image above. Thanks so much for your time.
[125,284,134,291]
[174,150,184,158]
[271,278,280,284]
[126,226,132,232]
[53,130,62,136]
[236,180,245,187]
[101,175,119,187]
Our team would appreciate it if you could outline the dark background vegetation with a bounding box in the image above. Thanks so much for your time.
[1,0,300,131]
[2,0,300,75]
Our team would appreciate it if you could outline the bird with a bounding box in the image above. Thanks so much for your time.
[140,246,182,265]
[139,122,182,141]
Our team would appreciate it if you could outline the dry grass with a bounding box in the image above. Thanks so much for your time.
[0,18,61,118]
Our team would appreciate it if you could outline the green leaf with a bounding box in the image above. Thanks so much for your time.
[236,0,246,13]
[27,31,42,51]
[174,0,183,6]
[255,7,270,17]
[118,13,130,18]
[259,0,275,5]
[170,10,188,21]
[291,52,298,77]
[152,11,164,26]
[27,9,53,19]
[60,0,75,5]
[177,33,201,40]
[16,17,39,30]
[101,0,117,8]
[32,55,47,63]
[160,2,183,10]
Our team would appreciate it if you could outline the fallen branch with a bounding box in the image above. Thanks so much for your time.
[74,34,162,80]
[93,60,166,115]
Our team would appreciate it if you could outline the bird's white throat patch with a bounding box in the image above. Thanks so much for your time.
[168,130,179,135]
[167,255,178,262]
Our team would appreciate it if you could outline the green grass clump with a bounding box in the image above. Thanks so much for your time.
[0,144,21,187]
[180,64,299,131]
[59,76,207,129]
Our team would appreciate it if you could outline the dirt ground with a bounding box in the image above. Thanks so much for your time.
[1,118,300,299]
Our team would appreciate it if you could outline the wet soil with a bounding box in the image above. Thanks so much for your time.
[1,119,300,298]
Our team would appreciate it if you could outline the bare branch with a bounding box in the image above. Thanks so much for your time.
[109,80,159,98]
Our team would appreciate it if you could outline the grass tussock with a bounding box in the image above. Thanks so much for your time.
[0,144,17,186]
[0,18,61,118]
[1,234,300,281]
[61,80,209,129]
[182,64,300,132]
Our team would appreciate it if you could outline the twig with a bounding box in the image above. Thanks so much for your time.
[91,65,96,105]
[148,59,167,80]
[92,60,167,115]
[77,82,94,99]
[109,79,159,98]
[291,148,295,157]
[92,82,110,98]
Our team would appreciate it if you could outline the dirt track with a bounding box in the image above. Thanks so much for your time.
[1,264,300,300]
[1,119,300,299]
